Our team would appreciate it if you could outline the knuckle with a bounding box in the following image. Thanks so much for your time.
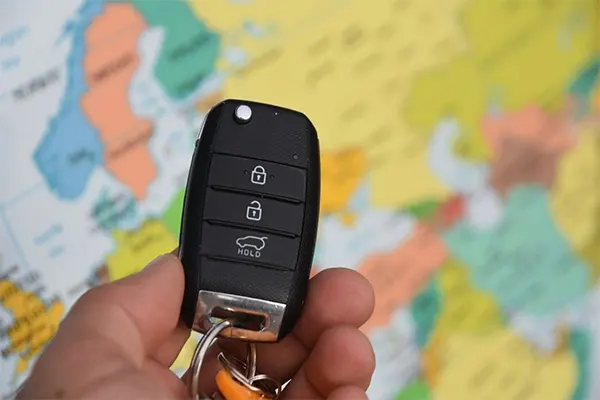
[325,326,376,372]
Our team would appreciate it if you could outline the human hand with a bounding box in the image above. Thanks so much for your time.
[17,252,376,399]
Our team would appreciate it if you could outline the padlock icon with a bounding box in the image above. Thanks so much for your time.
[246,200,262,221]
[250,165,267,185]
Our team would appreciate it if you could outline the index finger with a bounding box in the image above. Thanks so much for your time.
[19,253,187,398]
[212,268,375,386]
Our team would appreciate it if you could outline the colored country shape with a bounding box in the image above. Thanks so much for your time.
[396,379,430,400]
[33,0,105,200]
[0,280,64,375]
[434,258,504,336]
[488,137,562,197]
[483,103,576,160]
[551,128,600,280]
[360,224,448,332]
[81,3,156,200]
[421,334,442,387]
[170,335,197,373]
[404,0,597,161]
[188,0,351,72]
[418,259,504,387]
[410,278,441,348]
[444,185,590,315]
[195,91,223,114]
[404,199,441,221]
[594,83,600,112]
[92,189,137,232]
[106,219,178,281]
[569,57,599,113]
[187,0,325,45]
[130,0,220,100]
[411,195,466,230]
[483,102,578,196]
[569,329,591,400]
[434,329,577,400]
[162,188,186,237]
[433,195,465,229]
[578,217,600,283]
[217,0,467,208]
[320,148,367,224]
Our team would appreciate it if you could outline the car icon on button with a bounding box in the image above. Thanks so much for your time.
[235,235,268,251]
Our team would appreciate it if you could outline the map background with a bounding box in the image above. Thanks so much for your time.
[1,0,600,399]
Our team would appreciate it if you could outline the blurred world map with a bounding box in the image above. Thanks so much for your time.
[1,0,600,398]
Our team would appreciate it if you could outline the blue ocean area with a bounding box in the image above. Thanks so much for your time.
[33,0,105,201]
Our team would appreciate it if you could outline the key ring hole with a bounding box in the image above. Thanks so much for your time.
[209,307,267,332]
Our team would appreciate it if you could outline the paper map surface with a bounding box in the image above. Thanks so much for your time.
[1,1,599,398]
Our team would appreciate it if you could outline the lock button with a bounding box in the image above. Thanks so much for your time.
[251,166,267,185]
[208,154,306,202]
[203,188,304,235]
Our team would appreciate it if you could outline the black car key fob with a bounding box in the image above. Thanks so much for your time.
[178,99,320,343]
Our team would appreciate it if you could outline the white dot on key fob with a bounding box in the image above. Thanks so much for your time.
[234,104,252,123]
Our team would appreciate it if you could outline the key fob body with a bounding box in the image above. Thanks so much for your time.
[178,99,320,342]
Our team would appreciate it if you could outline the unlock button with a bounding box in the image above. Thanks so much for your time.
[203,188,304,235]
[246,200,262,221]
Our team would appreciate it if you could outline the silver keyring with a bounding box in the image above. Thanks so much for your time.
[216,353,281,399]
[188,319,258,399]
[189,319,233,399]
[246,342,257,378]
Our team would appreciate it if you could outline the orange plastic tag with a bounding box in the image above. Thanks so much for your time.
[215,369,265,400]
